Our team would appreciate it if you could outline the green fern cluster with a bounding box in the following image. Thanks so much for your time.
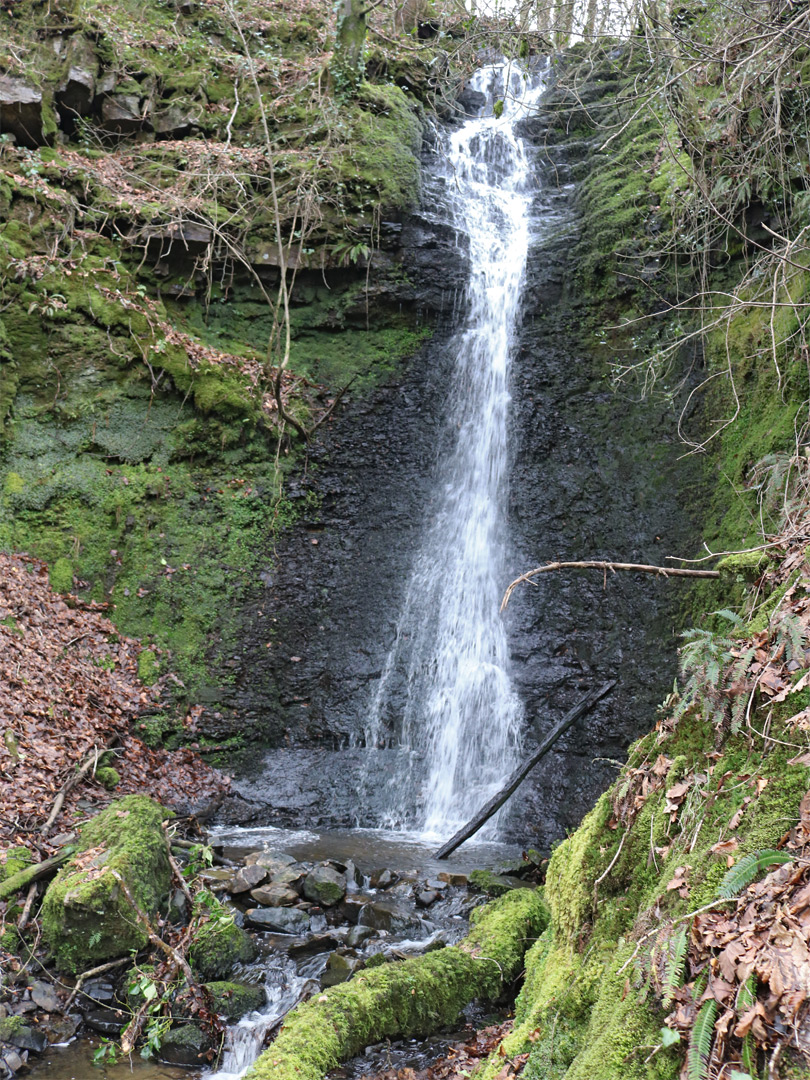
[716,850,794,900]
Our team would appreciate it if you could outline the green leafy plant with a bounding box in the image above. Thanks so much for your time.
[92,1038,119,1066]
[716,851,794,900]
[687,998,717,1080]
[662,926,689,1008]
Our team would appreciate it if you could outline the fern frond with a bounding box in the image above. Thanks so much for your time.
[711,609,745,627]
[741,1031,759,1080]
[735,974,757,1012]
[687,998,717,1080]
[716,850,794,900]
[706,657,721,687]
[662,927,689,1008]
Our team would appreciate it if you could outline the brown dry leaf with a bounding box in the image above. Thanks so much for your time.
[711,838,740,856]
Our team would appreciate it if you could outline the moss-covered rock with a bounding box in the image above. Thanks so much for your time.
[0,846,34,883]
[190,896,258,980]
[41,795,172,973]
[205,981,267,1021]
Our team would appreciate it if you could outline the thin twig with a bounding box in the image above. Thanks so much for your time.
[502,561,720,610]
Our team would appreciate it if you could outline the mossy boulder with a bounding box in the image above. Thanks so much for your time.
[205,981,267,1021]
[41,795,172,973]
[158,1022,214,1067]
[190,896,258,980]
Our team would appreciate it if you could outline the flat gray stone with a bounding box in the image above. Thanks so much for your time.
[245,906,310,934]
[249,882,298,907]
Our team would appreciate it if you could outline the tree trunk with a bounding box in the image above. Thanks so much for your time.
[333,0,367,98]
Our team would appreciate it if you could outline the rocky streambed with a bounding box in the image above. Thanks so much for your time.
[7,826,539,1080]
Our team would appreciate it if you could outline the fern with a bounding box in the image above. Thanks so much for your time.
[662,927,689,1008]
[736,976,760,1080]
[711,609,746,628]
[773,612,805,666]
[688,998,717,1080]
[729,645,756,733]
[735,974,757,1011]
[716,850,794,900]
[741,1033,759,1080]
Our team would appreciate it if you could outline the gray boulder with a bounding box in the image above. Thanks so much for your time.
[249,882,298,907]
[0,77,44,148]
[245,906,310,934]
[303,864,346,907]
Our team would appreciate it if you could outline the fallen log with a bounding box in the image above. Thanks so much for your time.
[244,889,547,1080]
[434,680,616,860]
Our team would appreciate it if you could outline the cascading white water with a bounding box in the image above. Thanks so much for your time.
[205,957,310,1080]
[364,59,547,837]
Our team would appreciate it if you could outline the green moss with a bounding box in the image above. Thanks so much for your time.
[95,766,120,790]
[205,981,267,1021]
[0,846,34,883]
[41,795,172,972]
[138,649,159,686]
[48,556,74,593]
[190,896,258,980]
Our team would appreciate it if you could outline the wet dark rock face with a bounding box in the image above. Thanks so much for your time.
[217,108,702,850]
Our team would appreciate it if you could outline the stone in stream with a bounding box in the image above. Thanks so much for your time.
[246,906,310,934]
[340,891,377,924]
[303,863,347,906]
[287,932,343,957]
[438,871,468,887]
[416,889,439,908]
[249,882,299,907]
[344,859,363,888]
[369,868,397,889]
[228,864,269,894]
[321,950,364,988]
[424,878,446,892]
[358,899,424,935]
[158,1023,213,1067]
[1,1048,26,1074]
[272,863,309,890]
[82,1010,127,1037]
[245,851,297,876]
[345,924,376,948]
[205,981,267,1022]
[0,1019,47,1054]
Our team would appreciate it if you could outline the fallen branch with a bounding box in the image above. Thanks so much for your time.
[0,850,71,902]
[434,681,616,860]
[501,560,721,610]
[63,957,131,1014]
[41,740,118,839]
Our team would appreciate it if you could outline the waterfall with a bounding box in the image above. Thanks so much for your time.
[364,59,547,837]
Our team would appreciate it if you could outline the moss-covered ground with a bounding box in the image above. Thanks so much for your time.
[0,0,441,715]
